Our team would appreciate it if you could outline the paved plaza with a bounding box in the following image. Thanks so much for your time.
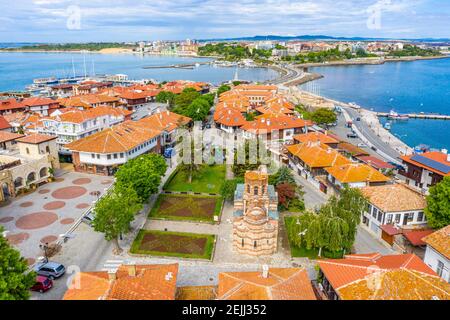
[0,170,113,266]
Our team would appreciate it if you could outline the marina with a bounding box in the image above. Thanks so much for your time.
[377,112,450,120]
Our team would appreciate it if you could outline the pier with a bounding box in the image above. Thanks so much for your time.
[142,62,210,69]
[377,112,450,120]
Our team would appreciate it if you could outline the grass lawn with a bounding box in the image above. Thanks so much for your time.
[284,216,344,259]
[149,194,223,223]
[130,230,215,260]
[163,165,226,194]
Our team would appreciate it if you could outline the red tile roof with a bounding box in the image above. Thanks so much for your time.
[356,155,395,170]
[63,264,178,300]
[422,225,450,260]
[0,98,25,111]
[15,133,56,144]
[0,131,25,143]
[22,97,58,107]
[403,229,434,246]
[0,115,12,130]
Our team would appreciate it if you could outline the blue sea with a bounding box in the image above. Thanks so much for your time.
[300,57,450,150]
[0,51,278,91]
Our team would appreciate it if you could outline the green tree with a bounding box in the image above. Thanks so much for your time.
[155,91,176,108]
[425,177,450,229]
[217,84,231,96]
[115,153,167,203]
[93,187,142,253]
[173,89,201,114]
[311,108,337,125]
[178,140,202,183]
[0,226,36,300]
[269,166,296,186]
[221,178,243,201]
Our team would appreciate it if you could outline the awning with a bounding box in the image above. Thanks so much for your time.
[403,229,434,246]
[381,224,402,236]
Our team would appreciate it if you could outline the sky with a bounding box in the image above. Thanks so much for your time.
[1,0,449,42]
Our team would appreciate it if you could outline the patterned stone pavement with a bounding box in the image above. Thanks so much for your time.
[0,171,113,265]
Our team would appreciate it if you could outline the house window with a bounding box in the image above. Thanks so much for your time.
[372,207,378,219]
[247,185,250,193]
[407,213,414,222]
[377,211,383,223]
[386,214,393,224]
[254,241,257,248]
[96,154,100,159]
[437,260,444,277]
[417,212,424,222]
[113,154,118,159]
[254,186,258,195]
[46,146,50,153]
[241,239,244,247]
[26,147,30,154]
[107,154,111,160]
[120,153,124,158]
[395,214,401,224]
[91,154,95,159]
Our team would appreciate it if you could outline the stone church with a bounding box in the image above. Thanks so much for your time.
[232,165,279,256]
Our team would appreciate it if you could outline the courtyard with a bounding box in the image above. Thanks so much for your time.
[0,170,113,266]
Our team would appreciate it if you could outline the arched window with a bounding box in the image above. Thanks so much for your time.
[45,146,50,153]
[27,172,36,183]
[254,186,258,195]
[14,177,23,188]
[247,184,250,193]
[39,167,48,178]
[241,239,244,247]
[254,241,257,248]
[26,147,30,154]
[262,185,265,195]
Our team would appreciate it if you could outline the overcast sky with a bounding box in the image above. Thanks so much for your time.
[1,0,449,42]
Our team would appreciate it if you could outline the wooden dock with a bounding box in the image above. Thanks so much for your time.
[377,112,450,120]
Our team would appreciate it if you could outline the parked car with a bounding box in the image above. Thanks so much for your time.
[347,133,358,138]
[357,143,366,148]
[356,117,361,121]
[34,261,65,279]
[31,276,53,293]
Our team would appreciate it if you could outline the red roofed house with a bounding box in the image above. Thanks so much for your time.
[400,149,450,193]
[0,98,27,115]
[317,253,450,300]
[22,97,60,116]
[0,115,12,132]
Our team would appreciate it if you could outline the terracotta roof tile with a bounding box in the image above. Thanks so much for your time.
[325,163,390,184]
[0,115,12,130]
[0,131,24,143]
[422,225,450,259]
[217,268,316,300]
[287,143,351,168]
[64,264,178,300]
[318,253,448,300]
[361,183,426,212]
[15,133,56,144]
[137,110,191,132]
[293,132,339,145]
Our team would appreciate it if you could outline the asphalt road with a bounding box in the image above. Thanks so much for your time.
[343,107,403,163]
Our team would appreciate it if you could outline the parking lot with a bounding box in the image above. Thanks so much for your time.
[0,170,113,266]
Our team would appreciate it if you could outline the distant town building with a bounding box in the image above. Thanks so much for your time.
[233,166,279,256]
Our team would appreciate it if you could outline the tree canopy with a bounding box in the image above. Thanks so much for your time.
[286,187,365,255]
[115,153,167,203]
[155,91,176,108]
[0,226,36,300]
[217,84,231,96]
[425,177,450,229]
[93,187,142,253]
[310,108,337,125]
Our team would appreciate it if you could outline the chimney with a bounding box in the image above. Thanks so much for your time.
[127,261,136,277]
[262,265,269,278]
[108,269,117,281]
[165,272,173,281]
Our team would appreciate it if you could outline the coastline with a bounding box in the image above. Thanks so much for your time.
[292,54,449,68]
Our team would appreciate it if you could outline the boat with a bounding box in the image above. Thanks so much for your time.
[384,122,391,130]
[348,102,361,109]
[388,110,409,120]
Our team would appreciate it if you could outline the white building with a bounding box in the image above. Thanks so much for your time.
[360,183,427,238]
[30,106,131,154]
[423,226,450,282]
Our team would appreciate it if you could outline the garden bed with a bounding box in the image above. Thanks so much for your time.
[163,165,226,194]
[130,230,215,260]
[149,194,223,223]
